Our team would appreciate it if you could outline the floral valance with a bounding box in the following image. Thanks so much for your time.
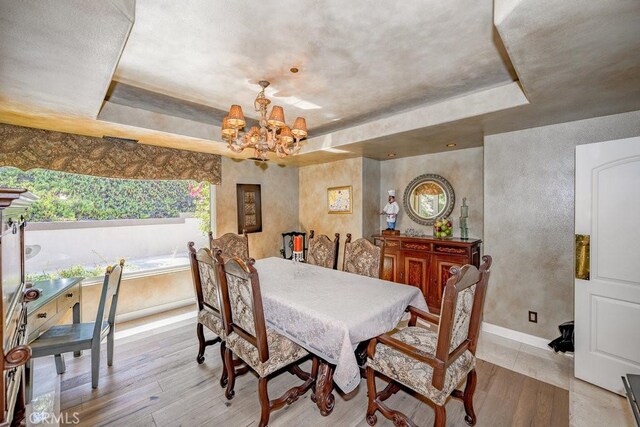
[0,124,221,184]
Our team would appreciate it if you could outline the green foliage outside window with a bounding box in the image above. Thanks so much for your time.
[188,181,211,235]
[0,168,210,226]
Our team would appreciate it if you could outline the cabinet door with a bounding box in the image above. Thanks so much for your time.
[403,251,430,297]
[381,250,400,282]
[430,255,468,312]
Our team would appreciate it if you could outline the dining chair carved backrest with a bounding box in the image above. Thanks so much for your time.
[342,233,383,278]
[209,230,249,260]
[190,242,223,315]
[365,255,492,427]
[307,230,340,269]
[218,256,269,361]
[215,254,317,427]
[27,260,125,402]
[188,242,227,382]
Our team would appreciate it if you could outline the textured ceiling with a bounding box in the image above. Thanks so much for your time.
[112,0,515,132]
[0,0,134,117]
[105,81,259,129]
[0,0,639,165]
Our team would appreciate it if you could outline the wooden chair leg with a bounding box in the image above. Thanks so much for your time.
[196,323,206,364]
[463,369,477,426]
[107,329,115,367]
[91,342,100,389]
[223,347,236,399]
[365,366,378,426]
[219,341,228,388]
[310,356,319,395]
[434,405,446,427]
[25,359,33,403]
[258,377,270,427]
[54,354,65,374]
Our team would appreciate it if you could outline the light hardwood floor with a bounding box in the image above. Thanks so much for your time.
[32,319,570,427]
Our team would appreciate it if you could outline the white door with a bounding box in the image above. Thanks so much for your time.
[575,136,640,394]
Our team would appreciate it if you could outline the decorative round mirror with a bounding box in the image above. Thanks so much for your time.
[403,174,455,226]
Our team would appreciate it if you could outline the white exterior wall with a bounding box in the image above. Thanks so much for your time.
[25,217,208,274]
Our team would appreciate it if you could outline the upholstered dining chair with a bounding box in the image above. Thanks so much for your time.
[188,242,228,387]
[208,230,249,260]
[216,253,318,427]
[306,230,340,269]
[342,234,383,278]
[26,260,125,402]
[365,255,492,427]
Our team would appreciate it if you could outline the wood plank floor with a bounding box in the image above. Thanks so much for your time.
[42,321,568,426]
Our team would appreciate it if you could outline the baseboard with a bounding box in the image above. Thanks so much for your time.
[481,321,554,352]
[116,298,195,323]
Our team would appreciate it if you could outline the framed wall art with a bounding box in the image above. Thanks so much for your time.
[327,185,352,214]
[237,184,262,233]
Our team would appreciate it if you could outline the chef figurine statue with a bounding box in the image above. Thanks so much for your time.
[380,190,400,230]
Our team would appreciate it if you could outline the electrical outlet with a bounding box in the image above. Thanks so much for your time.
[528,311,538,323]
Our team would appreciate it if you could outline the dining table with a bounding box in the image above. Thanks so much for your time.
[254,257,429,416]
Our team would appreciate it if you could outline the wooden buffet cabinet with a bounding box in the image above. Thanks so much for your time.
[373,234,482,313]
[0,188,39,426]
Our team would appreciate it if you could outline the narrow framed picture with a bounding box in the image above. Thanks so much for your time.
[237,184,262,233]
[327,185,352,214]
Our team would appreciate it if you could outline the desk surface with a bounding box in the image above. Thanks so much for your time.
[27,277,83,315]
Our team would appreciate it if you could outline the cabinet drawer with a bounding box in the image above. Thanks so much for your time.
[384,239,401,248]
[401,241,431,251]
[57,283,80,312]
[30,300,57,331]
[433,244,468,256]
[4,299,22,350]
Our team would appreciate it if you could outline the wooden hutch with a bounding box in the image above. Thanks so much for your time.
[1,188,39,426]
[373,234,481,313]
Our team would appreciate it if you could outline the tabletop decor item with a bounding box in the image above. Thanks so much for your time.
[380,190,400,230]
[327,186,352,214]
[292,235,304,262]
[404,228,429,237]
[459,197,470,239]
[433,217,453,238]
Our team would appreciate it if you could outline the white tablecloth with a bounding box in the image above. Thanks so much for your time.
[254,257,429,393]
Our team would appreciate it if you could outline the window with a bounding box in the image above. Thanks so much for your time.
[0,167,211,281]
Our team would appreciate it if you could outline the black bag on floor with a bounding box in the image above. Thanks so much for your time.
[548,321,574,353]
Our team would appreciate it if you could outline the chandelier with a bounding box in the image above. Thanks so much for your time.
[221,80,308,160]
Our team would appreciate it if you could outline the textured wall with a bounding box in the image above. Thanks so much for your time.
[484,110,640,339]
[299,157,364,267]
[379,147,484,238]
[362,158,381,240]
[216,158,299,259]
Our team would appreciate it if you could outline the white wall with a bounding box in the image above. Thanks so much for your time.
[25,217,208,274]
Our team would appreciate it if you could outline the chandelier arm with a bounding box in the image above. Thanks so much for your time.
[275,145,287,158]
[293,138,303,153]
[280,140,297,155]
[267,128,277,150]
[227,142,245,153]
